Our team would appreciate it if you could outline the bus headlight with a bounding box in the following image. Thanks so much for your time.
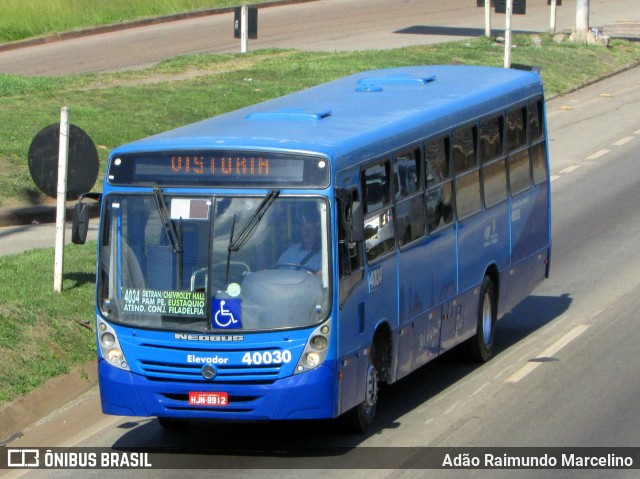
[97,318,130,371]
[305,352,321,368]
[100,332,116,348]
[106,348,123,364]
[311,335,328,351]
[294,320,331,375]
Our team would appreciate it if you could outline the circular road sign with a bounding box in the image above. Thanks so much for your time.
[28,123,99,200]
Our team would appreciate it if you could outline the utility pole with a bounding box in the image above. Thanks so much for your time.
[240,5,249,53]
[504,0,513,68]
[54,107,70,292]
[575,0,590,42]
[485,0,492,37]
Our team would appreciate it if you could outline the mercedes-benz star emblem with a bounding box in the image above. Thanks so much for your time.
[201,364,217,379]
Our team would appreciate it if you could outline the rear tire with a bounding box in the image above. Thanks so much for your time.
[462,275,497,363]
[342,345,378,433]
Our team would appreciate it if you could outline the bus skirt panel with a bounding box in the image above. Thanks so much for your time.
[98,359,338,420]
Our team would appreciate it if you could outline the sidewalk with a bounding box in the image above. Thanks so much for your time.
[0,202,99,256]
[0,0,314,53]
[0,202,76,227]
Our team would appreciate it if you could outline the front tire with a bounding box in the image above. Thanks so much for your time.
[342,345,378,433]
[462,275,497,363]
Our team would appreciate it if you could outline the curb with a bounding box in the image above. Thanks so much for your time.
[0,360,98,446]
[0,203,73,228]
[0,0,316,53]
[0,202,100,228]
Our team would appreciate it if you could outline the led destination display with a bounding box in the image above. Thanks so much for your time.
[107,150,330,188]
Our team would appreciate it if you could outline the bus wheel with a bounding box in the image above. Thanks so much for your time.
[462,275,497,363]
[343,345,378,433]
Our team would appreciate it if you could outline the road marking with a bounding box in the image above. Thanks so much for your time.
[444,400,461,416]
[613,136,634,146]
[59,415,123,447]
[559,165,581,175]
[634,128,640,136]
[550,175,561,182]
[586,149,609,160]
[505,324,590,383]
[472,383,490,396]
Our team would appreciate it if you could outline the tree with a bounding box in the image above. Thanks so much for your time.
[575,0,590,42]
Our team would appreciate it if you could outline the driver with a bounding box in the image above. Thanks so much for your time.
[276,208,321,273]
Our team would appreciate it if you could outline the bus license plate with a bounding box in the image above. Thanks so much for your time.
[188,392,228,406]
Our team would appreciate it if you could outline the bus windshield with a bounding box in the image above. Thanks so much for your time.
[97,194,331,332]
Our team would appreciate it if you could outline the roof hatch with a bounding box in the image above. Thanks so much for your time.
[246,109,332,121]
[356,74,436,92]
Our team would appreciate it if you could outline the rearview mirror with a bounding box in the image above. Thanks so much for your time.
[72,202,90,244]
[71,192,101,244]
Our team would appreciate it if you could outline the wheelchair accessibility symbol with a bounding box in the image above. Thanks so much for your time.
[212,299,242,329]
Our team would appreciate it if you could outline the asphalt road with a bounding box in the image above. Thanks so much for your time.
[2,51,640,479]
[1,0,639,75]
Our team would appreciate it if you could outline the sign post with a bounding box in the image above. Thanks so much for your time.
[234,6,258,53]
[494,0,526,68]
[504,0,513,68]
[485,0,492,37]
[28,114,99,292]
[54,107,70,292]
[240,5,248,53]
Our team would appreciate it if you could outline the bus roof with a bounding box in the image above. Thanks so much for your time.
[112,65,544,170]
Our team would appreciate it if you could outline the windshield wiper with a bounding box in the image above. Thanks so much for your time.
[228,190,280,253]
[153,187,182,253]
[224,190,279,284]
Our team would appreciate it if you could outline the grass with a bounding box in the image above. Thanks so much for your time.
[1,35,639,208]
[0,34,639,404]
[0,0,277,43]
[0,242,97,402]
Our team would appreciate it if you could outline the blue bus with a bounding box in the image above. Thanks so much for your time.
[73,65,551,432]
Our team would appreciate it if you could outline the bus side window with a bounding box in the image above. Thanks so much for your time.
[483,158,508,207]
[529,99,549,185]
[425,137,450,188]
[362,161,390,214]
[506,106,527,152]
[507,105,532,195]
[453,126,482,219]
[480,116,508,208]
[456,170,482,219]
[337,186,364,306]
[479,116,504,164]
[529,99,545,142]
[531,142,548,185]
[394,148,422,200]
[364,210,395,261]
[508,149,532,195]
[395,148,426,246]
[362,161,394,262]
[452,126,478,175]
[425,137,454,233]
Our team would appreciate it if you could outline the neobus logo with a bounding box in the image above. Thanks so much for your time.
[174,333,244,342]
